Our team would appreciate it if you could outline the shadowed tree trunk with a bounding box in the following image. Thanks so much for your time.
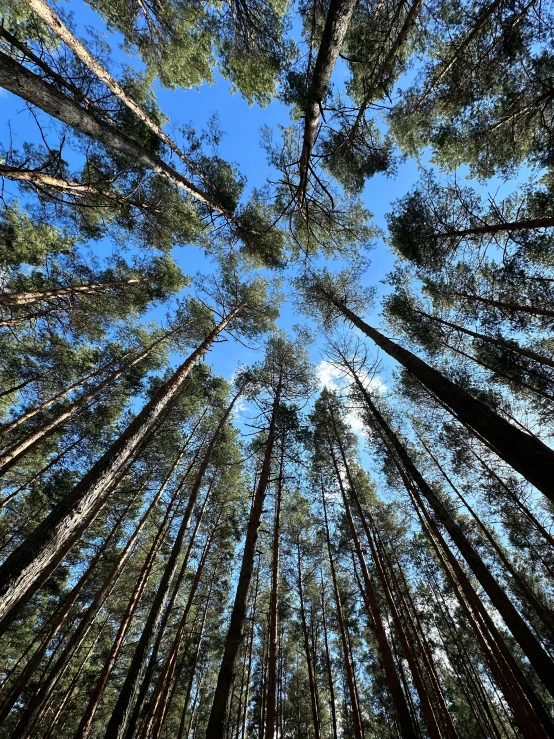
[324,409,418,738]
[297,0,358,203]
[297,541,322,739]
[0,306,242,628]
[322,290,554,500]
[106,386,244,739]
[321,490,363,739]
[206,379,282,739]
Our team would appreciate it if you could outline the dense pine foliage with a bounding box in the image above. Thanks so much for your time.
[0,0,554,737]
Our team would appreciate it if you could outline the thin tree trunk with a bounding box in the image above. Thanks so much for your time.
[351,369,554,701]
[297,542,322,739]
[0,329,174,475]
[206,380,282,739]
[0,278,143,307]
[445,289,554,319]
[414,307,554,370]
[0,164,165,214]
[23,0,202,175]
[438,215,554,239]
[72,433,205,739]
[321,491,363,739]
[417,431,554,640]
[0,306,242,627]
[106,387,244,739]
[11,451,191,739]
[265,435,285,739]
[324,293,554,500]
[320,573,338,739]
[0,483,143,723]
[324,415,417,738]
[138,518,220,739]
[349,0,423,138]
[415,0,506,108]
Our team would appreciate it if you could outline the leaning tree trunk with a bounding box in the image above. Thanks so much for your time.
[324,414,417,738]
[0,306,241,628]
[321,491,363,739]
[413,307,554,370]
[0,329,174,476]
[10,451,191,739]
[324,292,554,500]
[437,214,554,240]
[0,52,233,218]
[23,0,202,175]
[445,288,554,319]
[0,278,143,307]
[411,476,552,739]
[206,381,282,739]
[0,485,141,723]
[106,387,244,739]
[353,376,554,701]
[349,0,424,138]
[297,0,358,203]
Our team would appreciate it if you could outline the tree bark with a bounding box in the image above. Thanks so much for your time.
[320,574,338,739]
[352,371,554,701]
[297,0,358,203]
[321,491,363,739]
[0,306,241,627]
[324,292,554,500]
[297,542,322,739]
[325,413,418,738]
[264,435,285,739]
[206,381,282,739]
[106,387,244,739]
[0,52,238,221]
[23,0,202,176]
[0,278,143,307]
[0,329,173,475]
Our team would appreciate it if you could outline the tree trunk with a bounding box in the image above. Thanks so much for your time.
[11,452,190,739]
[352,371,554,700]
[206,381,282,739]
[0,278,143,307]
[415,0,506,108]
[138,517,220,739]
[446,289,554,319]
[72,434,205,739]
[325,414,417,738]
[106,387,243,739]
[321,491,363,739]
[0,329,173,475]
[350,0,424,138]
[265,435,285,739]
[438,214,554,240]
[297,542,322,739]
[297,0,358,202]
[414,307,554,370]
[23,0,202,176]
[417,431,554,640]
[0,484,143,723]
[412,478,552,739]
[0,51,236,221]
[0,306,241,627]
[320,574,338,739]
[325,293,554,500]
[0,164,164,214]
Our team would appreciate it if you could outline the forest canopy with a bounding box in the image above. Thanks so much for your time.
[0,0,554,738]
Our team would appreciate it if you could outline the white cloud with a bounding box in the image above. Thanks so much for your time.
[315,360,387,435]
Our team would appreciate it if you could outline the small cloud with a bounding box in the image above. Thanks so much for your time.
[314,360,387,436]
[315,360,347,391]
